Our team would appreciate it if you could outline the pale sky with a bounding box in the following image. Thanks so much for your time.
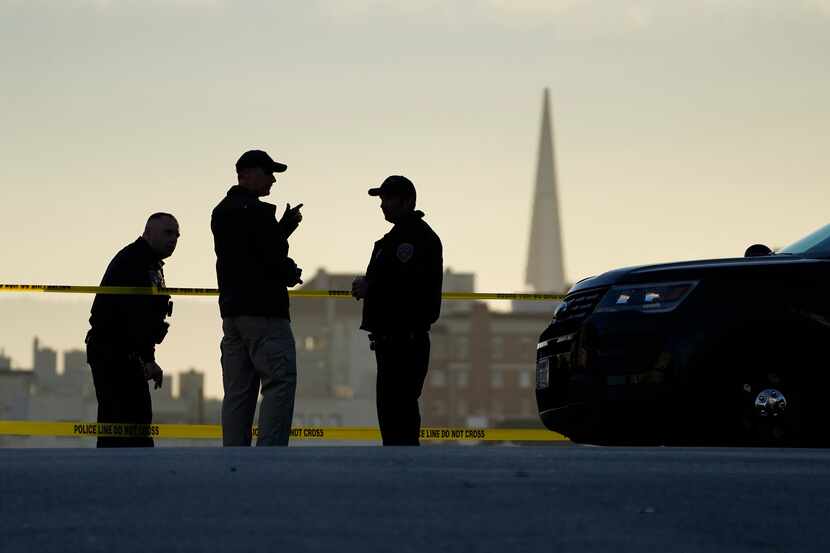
[2,0,829,396]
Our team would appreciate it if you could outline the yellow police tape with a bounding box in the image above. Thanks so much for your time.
[0,284,564,302]
[0,421,568,442]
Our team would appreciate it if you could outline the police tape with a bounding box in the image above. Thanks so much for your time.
[0,283,565,301]
[0,421,568,442]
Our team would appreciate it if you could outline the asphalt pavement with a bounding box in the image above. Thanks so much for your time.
[2,445,829,553]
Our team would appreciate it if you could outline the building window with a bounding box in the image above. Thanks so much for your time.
[456,371,469,388]
[492,336,504,360]
[490,369,504,389]
[456,399,468,417]
[432,338,448,359]
[304,336,328,352]
[520,337,534,358]
[519,370,531,389]
[455,337,469,360]
[431,370,446,387]
[492,399,504,416]
[432,400,447,416]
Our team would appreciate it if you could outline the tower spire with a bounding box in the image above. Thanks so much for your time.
[524,88,566,293]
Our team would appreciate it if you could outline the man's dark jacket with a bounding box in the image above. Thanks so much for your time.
[211,185,297,319]
[361,210,443,334]
[88,238,171,362]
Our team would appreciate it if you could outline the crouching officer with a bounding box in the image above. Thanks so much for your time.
[85,213,179,447]
[352,176,443,445]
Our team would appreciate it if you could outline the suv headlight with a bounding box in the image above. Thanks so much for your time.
[595,281,698,313]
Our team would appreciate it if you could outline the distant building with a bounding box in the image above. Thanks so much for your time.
[62,349,89,397]
[152,371,208,424]
[525,88,567,295]
[0,368,32,420]
[422,303,549,428]
[29,340,94,425]
[0,337,211,445]
[179,368,205,423]
[63,349,86,373]
[179,369,204,401]
[291,269,373,407]
[514,89,569,316]
[153,373,186,424]
[0,368,33,447]
[33,337,57,383]
[441,269,476,314]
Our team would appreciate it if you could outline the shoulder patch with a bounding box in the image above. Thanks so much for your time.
[397,243,415,263]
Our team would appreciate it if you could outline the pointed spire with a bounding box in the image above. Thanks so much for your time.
[525,88,566,293]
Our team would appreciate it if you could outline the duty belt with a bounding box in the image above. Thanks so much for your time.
[368,331,426,350]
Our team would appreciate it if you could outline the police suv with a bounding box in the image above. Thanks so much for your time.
[535,224,830,446]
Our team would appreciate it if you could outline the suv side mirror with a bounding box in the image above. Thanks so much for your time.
[744,244,772,257]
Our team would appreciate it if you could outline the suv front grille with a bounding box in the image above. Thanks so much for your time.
[555,287,608,324]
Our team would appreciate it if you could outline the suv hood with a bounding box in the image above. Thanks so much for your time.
[569,254,824,293]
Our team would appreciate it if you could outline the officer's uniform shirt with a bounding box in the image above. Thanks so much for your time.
[361,210,443,334]
[88,237,171,362]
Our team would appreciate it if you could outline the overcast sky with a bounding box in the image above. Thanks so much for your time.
[2,1,829,394]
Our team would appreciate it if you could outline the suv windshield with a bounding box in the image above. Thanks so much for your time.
[778,224,830,257]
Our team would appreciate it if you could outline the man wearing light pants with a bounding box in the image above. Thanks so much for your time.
[211,149,304,446]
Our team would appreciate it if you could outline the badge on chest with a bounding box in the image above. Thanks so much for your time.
[397,243,414,263]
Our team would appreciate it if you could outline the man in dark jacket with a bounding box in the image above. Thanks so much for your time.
[352,175,443,445]
[211,149,303,446]
[86,212,179,447]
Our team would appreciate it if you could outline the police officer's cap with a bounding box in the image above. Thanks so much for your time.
[236,150,287,174]
[368,175,416,201]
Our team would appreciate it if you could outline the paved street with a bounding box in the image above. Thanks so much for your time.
[2,445,829,552]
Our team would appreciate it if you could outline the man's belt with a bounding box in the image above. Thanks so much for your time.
[85,330,138,354]
[368,331,427,350]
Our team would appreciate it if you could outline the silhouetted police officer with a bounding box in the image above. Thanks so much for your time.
[352,176,443,446]
[86,213,179,447]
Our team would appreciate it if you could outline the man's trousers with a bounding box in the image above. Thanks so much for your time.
[373,332,430,446]
[220,316,297,446]
[86,340,154,448]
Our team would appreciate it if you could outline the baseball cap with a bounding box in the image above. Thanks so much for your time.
[368,175,416,200]
[235,150,287,173]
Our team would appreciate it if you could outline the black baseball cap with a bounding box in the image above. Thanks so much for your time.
[235,150,287,173]
[368,175,416,200]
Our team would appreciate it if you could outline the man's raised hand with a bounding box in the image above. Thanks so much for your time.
[280,203,303,236]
